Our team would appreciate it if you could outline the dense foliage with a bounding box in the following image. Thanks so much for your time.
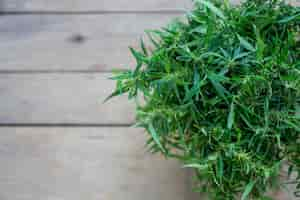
[108,0,300,199]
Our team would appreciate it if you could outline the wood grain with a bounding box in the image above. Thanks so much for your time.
[0,127,294,200]
[0,14,178,71]
[1,2,298,72]
[0,0,191,12]
[1,0,298,12]
[0,73,134,125]
[0,127,197,200]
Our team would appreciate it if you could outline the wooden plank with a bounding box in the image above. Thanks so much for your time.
[0,75,298,125]
[0,0,191,12]
[1,0,298,12]
[1,2,298,71]
[0,127,291,199]
[0,73,134,124]
[0,14,179,71]
[0,127,197,200]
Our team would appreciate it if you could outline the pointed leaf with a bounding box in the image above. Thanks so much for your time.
[217,156,224,181]
[208,72,230,103]
[184,163,209,170]
[288,165,294,178]
[148,123,165,152]
[278,13,300,23]
[237,35,256,52]
[227,101,235,129]
[242,181,256,200]
[196,0,226,19]
[140,38,148,56]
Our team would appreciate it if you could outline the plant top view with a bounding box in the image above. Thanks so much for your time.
[108,0,300,199]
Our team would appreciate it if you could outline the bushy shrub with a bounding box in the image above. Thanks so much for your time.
[108,0,300,199]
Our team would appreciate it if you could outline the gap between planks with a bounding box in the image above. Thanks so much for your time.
[0,14,178,71]
[0,70,120,74]
[0,123,133,127]
[0,10,186,15]
[0,127,195,200]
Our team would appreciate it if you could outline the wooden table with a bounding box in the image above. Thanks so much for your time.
[0,0,298,199]
[0,1,200,199]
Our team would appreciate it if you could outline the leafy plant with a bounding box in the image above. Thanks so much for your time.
[108,0,300,199]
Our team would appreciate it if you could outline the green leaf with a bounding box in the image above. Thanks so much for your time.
[140,38,148,56]
[148,122,165,153]
[264,97,269,129]
[217,156,224,181]
[296,106,300,119]
[288,165,294,178]
[184,163,209,170]
[233,52,251,61]
[227,101,235,129]
[208,72,230,103]
[130,47,145,74]
[242,181,256,200]
[259,196,274,200]
[108,1,300,199]
[195,0,226,19]
[237,35,256,52]
[283,119,300,131]
[253,25,265,60]
[145,30,159,48]
[278,13,300,23]
[189,26,207,34]
[103,90,121,103]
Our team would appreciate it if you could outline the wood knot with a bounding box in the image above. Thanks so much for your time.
[69,34,86,43]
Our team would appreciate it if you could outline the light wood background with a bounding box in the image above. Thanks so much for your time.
[0,1,199,200]
[0,0,298,199]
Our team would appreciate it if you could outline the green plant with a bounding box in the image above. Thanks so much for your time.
[108,0,300,199]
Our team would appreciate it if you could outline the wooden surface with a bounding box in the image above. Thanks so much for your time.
[0,0,298,199]
[0,0,191,11]
[0,73,134,125]
[0,14,178,71]
[0,127,195,200]
[0,0,198,197]
[0,0,297,12]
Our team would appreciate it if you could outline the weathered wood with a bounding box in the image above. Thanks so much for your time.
[0,73,134,124]
[1,2,298,71]
[0,0,191,12]
[0,14,178,71]
[0,127,197,200]
[1,0,298,12]
[0,126,293,199]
